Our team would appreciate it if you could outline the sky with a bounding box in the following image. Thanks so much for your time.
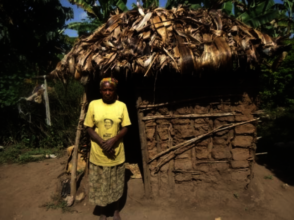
[60,0,284,37]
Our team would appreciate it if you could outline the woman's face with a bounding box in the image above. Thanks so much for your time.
[100,82,116,103]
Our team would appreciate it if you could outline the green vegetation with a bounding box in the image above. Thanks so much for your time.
[260,39,294,109]
[0,0,74,108]
[258,39,294,146]
[258,108,294,148]
[67,0,129,36]
[264,175,274,179]
[0,0,82,153]
[1,80,84,149]
[41,194,75,213]
[0,143,62,164]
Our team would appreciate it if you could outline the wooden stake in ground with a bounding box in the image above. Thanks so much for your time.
[70,92,87,205]
[136,96,152,198]
[43,75,51,126]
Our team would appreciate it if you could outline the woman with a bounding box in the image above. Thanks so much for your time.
[84,77,131,220]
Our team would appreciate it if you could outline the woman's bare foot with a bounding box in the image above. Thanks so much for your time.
[99,214,107,220]
[113,210,121,220]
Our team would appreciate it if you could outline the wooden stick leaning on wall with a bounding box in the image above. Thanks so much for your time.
[149,118,259,173]
[149,118,260,163]
[70,92,87,205]
[136,96,152,198]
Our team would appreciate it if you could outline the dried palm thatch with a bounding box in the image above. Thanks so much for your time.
[51,5,289,84]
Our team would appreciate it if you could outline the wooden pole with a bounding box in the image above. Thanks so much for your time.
[43,75,51,126]
[155,126,161,196]
[136,96,152,198]
[70,92,87,203]
[142,111,264,121]
[167,124,175,195]
[142,112,237,121]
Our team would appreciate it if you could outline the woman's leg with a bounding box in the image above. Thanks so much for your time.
[113,200,121,220]
[99,206,107,220]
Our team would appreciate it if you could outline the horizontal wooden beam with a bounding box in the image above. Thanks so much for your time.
[143,112,236,121]
[142,110,264,121]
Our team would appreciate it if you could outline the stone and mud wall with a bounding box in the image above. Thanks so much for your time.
[138,93,259,199]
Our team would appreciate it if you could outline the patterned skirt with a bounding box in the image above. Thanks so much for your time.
[89,163,125,207]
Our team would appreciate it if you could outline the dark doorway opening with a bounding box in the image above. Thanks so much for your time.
[85,75,143,174]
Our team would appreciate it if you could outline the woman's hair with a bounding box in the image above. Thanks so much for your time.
[100,77,118,88]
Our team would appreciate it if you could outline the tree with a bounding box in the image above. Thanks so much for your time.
[67,19,103,36]
[0,0,73,107]
[260,39,294,108]
[66,0,128,36]
[221,0,294,37]
[0,0,74,145]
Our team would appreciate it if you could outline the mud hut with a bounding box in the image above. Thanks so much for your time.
[51,6,288,200]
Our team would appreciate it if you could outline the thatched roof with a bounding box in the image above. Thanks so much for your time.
[51,6,288,84]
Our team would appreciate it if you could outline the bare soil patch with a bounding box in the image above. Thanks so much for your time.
[0,156,293,220]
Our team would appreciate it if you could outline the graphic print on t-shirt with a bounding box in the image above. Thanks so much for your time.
[103,118,113,139]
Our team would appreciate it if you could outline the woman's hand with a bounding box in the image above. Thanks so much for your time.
[97,138,105,147]
[87,126,129,159]
[101,137,118,152]
[101,138,117,159]
[103,148,115,159]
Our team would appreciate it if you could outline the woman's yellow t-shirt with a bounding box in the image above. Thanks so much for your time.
[84,99,131,166]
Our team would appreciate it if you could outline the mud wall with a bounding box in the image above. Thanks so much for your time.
[140,92,258,199]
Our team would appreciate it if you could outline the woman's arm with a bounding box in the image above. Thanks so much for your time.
[86,127,116,157]
[102,126,129,152]
[86,127,104,146]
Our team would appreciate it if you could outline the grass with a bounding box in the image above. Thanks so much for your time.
[41,194,75,213]
[264,175,274,180]
[0,144,62,164]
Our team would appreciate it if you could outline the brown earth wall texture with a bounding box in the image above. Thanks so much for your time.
[143,94,257,199]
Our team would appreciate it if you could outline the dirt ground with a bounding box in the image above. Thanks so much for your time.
[0,155,294,220]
